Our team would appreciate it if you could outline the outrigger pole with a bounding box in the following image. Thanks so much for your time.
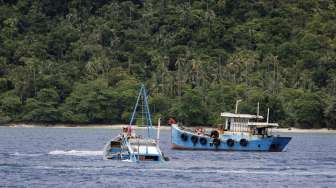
[142,85,153,138]
[128,84,153,138]
[129,85,142,135]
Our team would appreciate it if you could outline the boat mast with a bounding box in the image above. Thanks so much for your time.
[129,84,153,138]
[157,118,161,144]
[142,85,153,138]
[257,102,260,122]
[235,99,242,114]
[267,108,270,123]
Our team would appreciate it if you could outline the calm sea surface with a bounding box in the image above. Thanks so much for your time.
[0,127,336,188]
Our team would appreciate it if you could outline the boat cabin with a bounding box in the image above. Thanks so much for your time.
[105,137,163,161]
[128,138,162,161]
[220,112,278,136]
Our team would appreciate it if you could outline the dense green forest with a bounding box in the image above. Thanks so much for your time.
[0,0,336,128]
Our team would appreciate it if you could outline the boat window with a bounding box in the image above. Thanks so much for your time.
[227,119,231,130]
[254,128,268,135]
[230,117,249,132]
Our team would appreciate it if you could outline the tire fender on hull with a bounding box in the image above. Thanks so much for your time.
[191,135,198,145]
[200,137,207,145]
[180,133,188,142]
[226,139,235,147]
[240,139,249,147]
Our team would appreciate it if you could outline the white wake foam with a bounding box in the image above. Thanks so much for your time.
[146,168,336,176]
[11,152,43,157]
[48,150,103,156]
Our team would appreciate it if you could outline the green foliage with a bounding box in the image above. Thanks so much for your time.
[22,88,60,122]
[280,89,326,128]
[0,78,13,93]
[0,91,22,120]
[61,79,115,123]
[240,89,285,123]
[0,0,335,128]
[169,87,208,126]
[61,78,138,123]
[291,94,325,129]
[325,99,336,129]
[149,94,171,124]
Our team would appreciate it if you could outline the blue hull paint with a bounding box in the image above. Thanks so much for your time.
[270,136,291,152]
[171,125,291,152]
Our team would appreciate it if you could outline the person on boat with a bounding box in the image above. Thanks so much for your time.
[195,128,204,135]
[168,118,176,125]
[127,126,132,137]
[122,127,128,133]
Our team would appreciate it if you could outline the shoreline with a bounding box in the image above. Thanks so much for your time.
[1,123,336,133]
[2,123,172,130]
[272,127,336,134]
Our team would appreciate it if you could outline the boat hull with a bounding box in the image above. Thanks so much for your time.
[171,124,291,152]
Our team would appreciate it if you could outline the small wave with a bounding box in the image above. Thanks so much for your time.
[48,150,103,156]
[11,152,43,157]
[140,168,336,176]
[33,165,104,171]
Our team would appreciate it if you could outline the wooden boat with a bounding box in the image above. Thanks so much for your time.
[171,105,291,152]
[103,84,168,162]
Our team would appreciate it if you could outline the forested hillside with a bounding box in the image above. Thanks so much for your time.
[0,0,336,128]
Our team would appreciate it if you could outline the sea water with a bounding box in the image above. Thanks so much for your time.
[0,127,335,187]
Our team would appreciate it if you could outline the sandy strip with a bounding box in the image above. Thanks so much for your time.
[273,128,336,133]
[5,123,171,130]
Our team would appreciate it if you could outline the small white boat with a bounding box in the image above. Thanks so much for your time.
[103,84,168,162]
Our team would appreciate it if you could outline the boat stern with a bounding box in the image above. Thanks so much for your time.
[171,124,190,149]
[171,124,212,150]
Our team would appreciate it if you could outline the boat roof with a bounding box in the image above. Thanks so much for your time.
[129,138,157,146]
[221,112,264,119]
[248,122,279,128]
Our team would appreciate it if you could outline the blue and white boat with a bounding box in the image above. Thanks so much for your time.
[171,109,291,152]
[103,84,168,162]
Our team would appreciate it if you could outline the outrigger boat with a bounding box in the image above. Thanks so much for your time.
[103,84,168,162]
[171,103,291,152]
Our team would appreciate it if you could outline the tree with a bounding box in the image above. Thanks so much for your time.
[0,91,22,120]
[281,89,325,128]
[22,88,60,122]
[169,87,208,126]
[325,99,336,129]
[61,78,138,123]
[0,0,336,128]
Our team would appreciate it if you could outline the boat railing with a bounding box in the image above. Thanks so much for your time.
[122,137,137,162]
[129,139,156,146]
[156,144,165,161]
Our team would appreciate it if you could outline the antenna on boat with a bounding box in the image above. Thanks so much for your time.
[157,117,161,144]
[257,102,260,117]
[235,99,242,114]
[267,108,270,123]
